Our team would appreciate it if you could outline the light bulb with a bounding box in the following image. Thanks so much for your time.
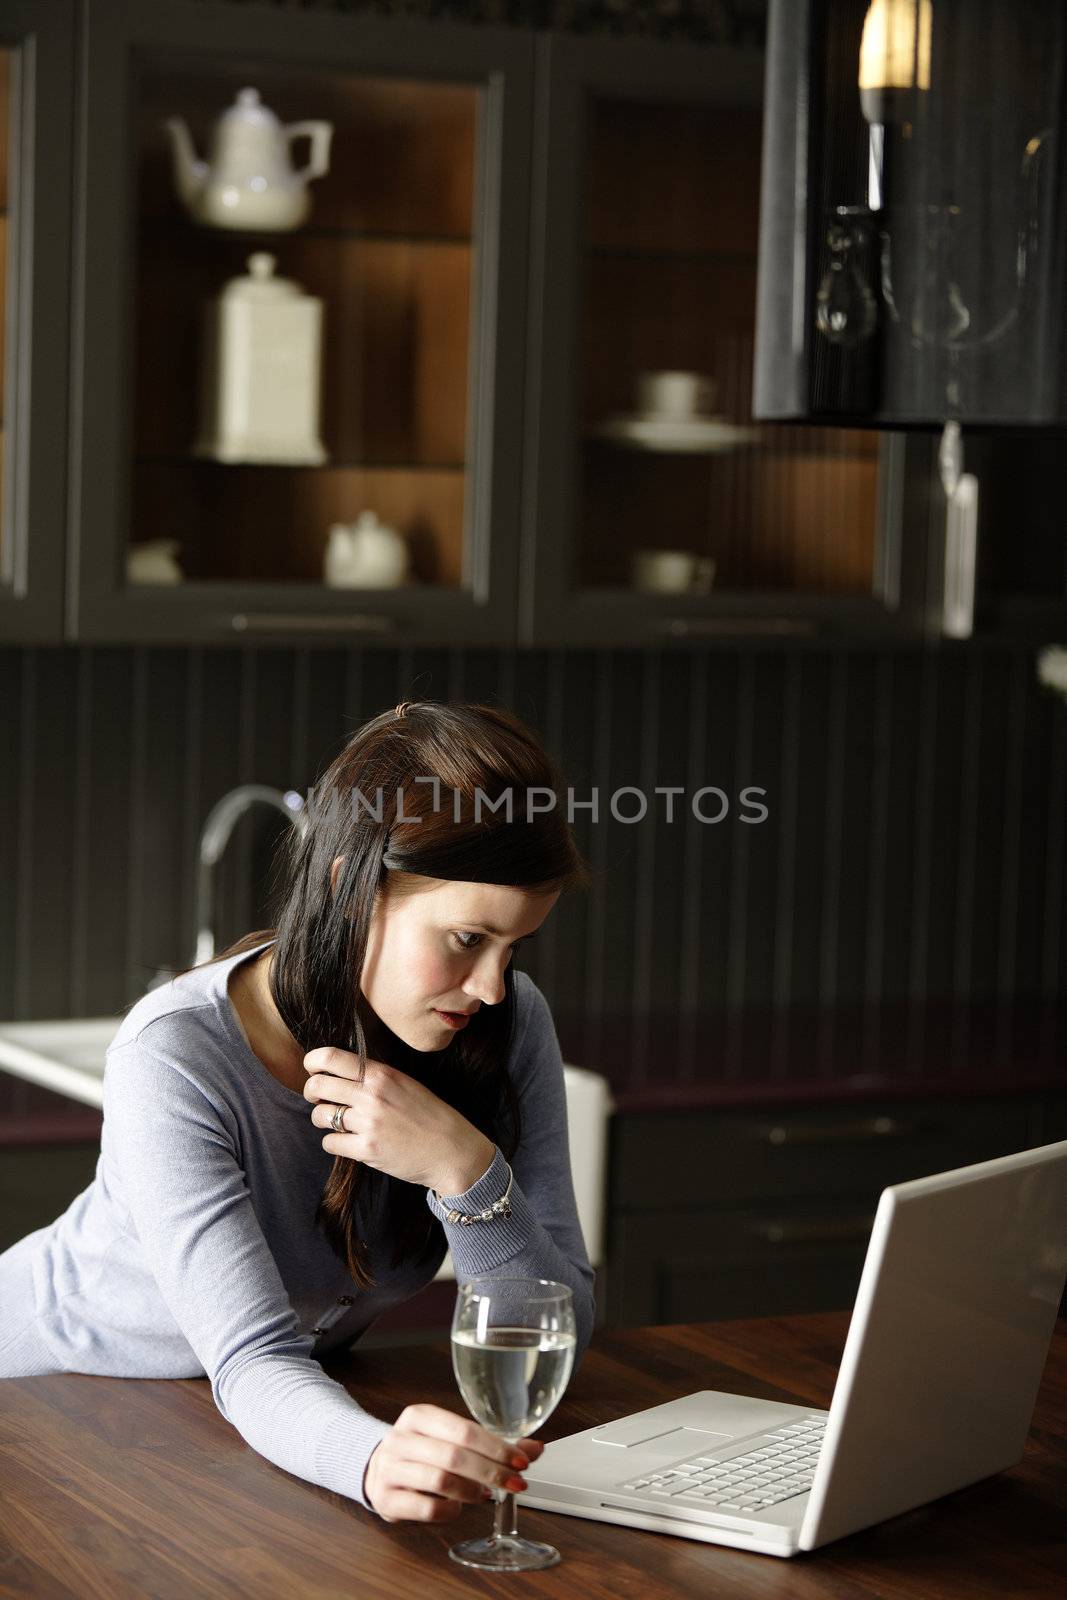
[859,0,932,124]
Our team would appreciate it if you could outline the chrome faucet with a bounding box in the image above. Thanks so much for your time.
[193,784,309,964]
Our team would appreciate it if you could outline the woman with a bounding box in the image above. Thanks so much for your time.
[0,700,595,1525]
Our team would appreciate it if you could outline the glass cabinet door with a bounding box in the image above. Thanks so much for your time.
[0,1,72,642]
[70,0,532,644]
[522,34,920,647]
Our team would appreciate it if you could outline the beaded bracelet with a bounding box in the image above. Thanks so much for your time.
[437,1161,514,1225]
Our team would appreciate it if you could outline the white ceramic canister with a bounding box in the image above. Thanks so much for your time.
[193,252,327,465]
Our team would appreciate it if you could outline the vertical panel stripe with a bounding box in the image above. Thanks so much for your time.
[582,650,611,1074]
[541,649,565,1008]
[1041,694,1067,997]
[234,648,258,943]
[631,650,659,1084]
[125,649,149,995]
[725,653,754,1077]
[816,652,848,1076]
[997,655,1026,996]
[771,652,802,1077]
[12,652,34,1107]
[949,651,982,1072]
[181,649,204,972]
[69,646,93,1014]
[907,646,939,1075]
[679,649,709,1082]
[861,653,893,1073]
[291,648,310,787]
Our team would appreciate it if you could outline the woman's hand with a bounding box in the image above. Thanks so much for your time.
[303,1047,495,1195]
[363,1404,545,1523]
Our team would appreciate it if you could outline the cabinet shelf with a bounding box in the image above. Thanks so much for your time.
[134,452,467,473]
[138,214,474,250]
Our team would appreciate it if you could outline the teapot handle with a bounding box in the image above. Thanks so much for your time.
[285,121,333,183]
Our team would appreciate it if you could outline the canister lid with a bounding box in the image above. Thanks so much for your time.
[220,252,304,301]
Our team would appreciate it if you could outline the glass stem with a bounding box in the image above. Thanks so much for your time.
[492,1488,518,1540]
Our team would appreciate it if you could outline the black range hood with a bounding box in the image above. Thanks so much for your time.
[754,0,1067,427]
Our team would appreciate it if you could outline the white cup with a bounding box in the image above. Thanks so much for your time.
[630,550,716,594]
[635,370,718,420]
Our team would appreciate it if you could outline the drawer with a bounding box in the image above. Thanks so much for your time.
[610,1096,1038,1212]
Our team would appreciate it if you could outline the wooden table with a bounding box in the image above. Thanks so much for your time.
[1,1312,1064,1598]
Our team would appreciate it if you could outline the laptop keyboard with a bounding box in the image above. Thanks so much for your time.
[614,1417,826,1514]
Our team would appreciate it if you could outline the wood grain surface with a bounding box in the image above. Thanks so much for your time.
[1,1312,1064,1599]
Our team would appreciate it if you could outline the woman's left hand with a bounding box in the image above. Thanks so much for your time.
[303,1047,496,1196]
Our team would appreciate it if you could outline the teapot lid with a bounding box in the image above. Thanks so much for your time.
[220,252,303,301]
[221,87,282,130]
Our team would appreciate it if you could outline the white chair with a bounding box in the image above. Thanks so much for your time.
[433,1063,614,1280]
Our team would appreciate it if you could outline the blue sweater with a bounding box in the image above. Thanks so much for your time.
[8,940,595,1511]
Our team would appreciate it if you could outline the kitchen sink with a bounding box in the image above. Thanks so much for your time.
[0,1017,119,1108]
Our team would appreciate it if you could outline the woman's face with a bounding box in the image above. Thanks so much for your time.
[342,867,560,1053]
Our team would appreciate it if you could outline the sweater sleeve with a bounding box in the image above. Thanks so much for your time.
[102,1039,392,1512]
[425,975,597,1368]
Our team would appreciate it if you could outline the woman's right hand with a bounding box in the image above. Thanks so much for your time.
[363,1403,545,1523]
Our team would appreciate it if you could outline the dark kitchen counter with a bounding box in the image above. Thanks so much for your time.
[1,997,1064,1141]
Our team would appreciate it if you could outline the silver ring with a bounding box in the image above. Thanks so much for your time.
[330,1103,347,1133]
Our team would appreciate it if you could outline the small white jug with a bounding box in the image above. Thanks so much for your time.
[324,513,410,588]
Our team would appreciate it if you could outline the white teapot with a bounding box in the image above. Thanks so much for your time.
[165,87,332,231]
[324,513,410,588]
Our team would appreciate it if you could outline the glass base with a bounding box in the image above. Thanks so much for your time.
[448,1533,561,1571]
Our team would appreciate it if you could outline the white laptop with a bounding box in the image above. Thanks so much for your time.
[522,1139,1067,1557]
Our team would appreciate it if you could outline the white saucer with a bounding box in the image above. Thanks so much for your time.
[592,414,762,454]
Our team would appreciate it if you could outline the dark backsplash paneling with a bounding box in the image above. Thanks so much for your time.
[2,638,1066,1120]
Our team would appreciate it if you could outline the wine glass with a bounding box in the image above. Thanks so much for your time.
[448,1275,576,1571]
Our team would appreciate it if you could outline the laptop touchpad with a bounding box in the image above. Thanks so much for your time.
[591,1420,731,1449]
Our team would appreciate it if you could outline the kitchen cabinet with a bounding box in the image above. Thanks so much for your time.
[0,1,73,641]
[519,31,931,647]
[604,1091,1062,1327]
[754,0,1067,431]
[67,0,533,645]
[0,1,948,646]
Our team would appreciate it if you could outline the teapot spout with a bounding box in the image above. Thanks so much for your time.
[163,116,208,209]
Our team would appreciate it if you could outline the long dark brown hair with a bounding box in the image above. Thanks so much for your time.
[191,701,588,1291]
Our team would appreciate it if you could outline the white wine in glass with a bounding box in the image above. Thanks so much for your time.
[449,1276,576,1570]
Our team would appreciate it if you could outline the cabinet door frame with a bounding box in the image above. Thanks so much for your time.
[519,31,929,649]
[68,0,533,645]
[0,0,73,643]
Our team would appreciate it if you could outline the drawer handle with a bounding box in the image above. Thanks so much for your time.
[750,1215,875,1246]
[657,617,818,638]
[228,612,398,633]
[762,1116,918,1146]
